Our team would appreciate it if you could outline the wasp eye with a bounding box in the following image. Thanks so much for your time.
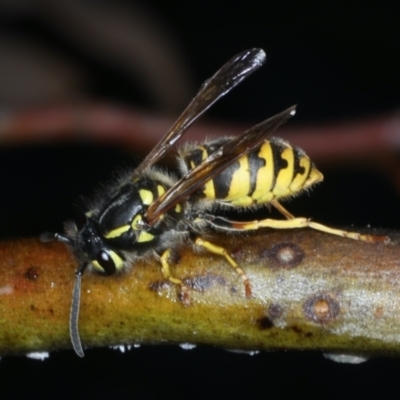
[96,251,116,276]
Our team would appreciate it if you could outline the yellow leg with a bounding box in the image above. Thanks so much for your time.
[160,249,190,305]
[268,200,388,243]
[270,199,295,219]
[220,214,386,243]
[194,237,252,297]
[306,221,388,242]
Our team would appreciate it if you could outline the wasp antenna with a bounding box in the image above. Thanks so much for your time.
[70,263,88,358]
[40,231,73,245]
[55,233,74,245]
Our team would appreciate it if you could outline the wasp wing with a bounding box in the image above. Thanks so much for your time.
[133,48,266,177]
[145,105,297,225]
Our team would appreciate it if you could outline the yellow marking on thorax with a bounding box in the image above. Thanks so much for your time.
[251,142,274,203]
[131,214,154,242]
[273,147,295,197]
[157,185,166,197]
[104,225,130,239]
[137,231,155,243]
[139,189,153,205]
[131,214,142,230]
[175,204,182,213]
[289,156,311,192]
[225,156,251,205]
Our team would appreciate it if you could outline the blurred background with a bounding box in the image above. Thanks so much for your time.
[1,1,400,398]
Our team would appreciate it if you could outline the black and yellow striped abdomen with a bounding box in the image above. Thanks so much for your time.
[181,137,323,207]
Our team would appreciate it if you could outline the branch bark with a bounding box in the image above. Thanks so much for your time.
[0,229,398,357]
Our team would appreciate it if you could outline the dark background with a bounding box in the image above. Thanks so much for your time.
[1,1,400,398]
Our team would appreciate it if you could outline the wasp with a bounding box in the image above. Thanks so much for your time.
[44,48,386,357]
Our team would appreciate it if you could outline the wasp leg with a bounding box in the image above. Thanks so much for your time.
[204,211,388,244]
[270,200,388,243]
[194,237,252,297]
[270,199,295,219]
[159,249,190,305]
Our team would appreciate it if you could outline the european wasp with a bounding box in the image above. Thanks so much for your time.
[44,48,386,357]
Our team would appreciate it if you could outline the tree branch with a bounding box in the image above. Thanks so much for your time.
[0,229,398,357]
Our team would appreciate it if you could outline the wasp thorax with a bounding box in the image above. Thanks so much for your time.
[75,179,172,276]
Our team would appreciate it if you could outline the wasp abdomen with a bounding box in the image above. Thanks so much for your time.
[180,137,323,207]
